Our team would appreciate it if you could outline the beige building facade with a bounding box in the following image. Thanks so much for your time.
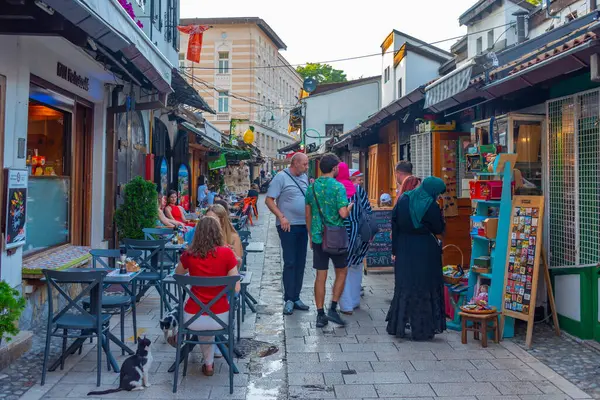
[179,17,302,170]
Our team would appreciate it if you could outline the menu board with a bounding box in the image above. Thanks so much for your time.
[502,196,544,319]
[364,208,393,271]
[4,169,28,250]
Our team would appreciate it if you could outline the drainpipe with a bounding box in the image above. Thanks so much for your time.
[591,0,597,11]
[513,11,528,44]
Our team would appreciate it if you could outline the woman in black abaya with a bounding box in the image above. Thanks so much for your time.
[386,176,447,341]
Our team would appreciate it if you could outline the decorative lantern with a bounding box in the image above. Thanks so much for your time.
[243,126,255,144]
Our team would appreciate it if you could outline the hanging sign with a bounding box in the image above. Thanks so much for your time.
[208,154,227,170]
[4,169,28,249]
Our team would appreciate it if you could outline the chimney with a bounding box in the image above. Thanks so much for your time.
[513,10,528,44]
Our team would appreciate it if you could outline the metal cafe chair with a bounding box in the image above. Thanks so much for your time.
[81,249,142,352]
[143,227,179,271]
[41,269,110,387]
[172,274,240,394]
[122,238,169,319]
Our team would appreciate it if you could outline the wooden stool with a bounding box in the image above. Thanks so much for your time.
[459,311,500,348]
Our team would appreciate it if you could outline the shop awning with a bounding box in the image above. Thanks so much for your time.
[45,0,173,96]
[424,60,474,111]
[169,70,215,114]
[180,121,221,151]
[278,139,302,154]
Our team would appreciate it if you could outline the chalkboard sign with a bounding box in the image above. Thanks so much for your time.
[364,207,393,272]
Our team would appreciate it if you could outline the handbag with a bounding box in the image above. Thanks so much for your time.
[312,187,348,255]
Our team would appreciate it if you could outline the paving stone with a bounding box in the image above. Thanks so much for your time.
[534,381,569,395]
[319,351,378,362]
[287,361,348,373]
[492,381,544,395]
[407,369,475,383]
[333,384,377,398]
[341,343,398,352]
[323,372,345,385]
[347,361,377,372]
[518,395,573,400]
[433,350,495,360]
[470,359,497,370]
[490,358,530,369]
[374,383,436,397]
[288,384,335,399]
[513,368,549,382]
[469,369,516,381]
[370,361,414,372]
[287,372,325,386]
[375,350,436,361]
[343,371,409,384]
[431,382,501,396]
[411,359,476,371]
[286,352,319,362]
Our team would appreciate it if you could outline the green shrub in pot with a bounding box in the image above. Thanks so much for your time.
[0,281,26,345]
[115,176,159,240]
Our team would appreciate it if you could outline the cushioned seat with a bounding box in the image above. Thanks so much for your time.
[136,271,164,281]
[55,313,112,330]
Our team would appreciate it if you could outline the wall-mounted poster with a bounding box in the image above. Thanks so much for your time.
[159,158,168,196]
[5,169,28,249]
[177,164,190,211]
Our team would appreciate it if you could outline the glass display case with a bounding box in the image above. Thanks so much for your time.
[472,113,545,192]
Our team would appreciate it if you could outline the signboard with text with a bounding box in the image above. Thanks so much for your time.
[4,169,28,249]
[364,207,394,273]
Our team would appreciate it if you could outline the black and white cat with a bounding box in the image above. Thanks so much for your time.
[159,310,179,345]
[87,337,153,396]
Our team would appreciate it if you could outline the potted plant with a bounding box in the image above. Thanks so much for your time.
[115,176,159,240]
[0,281,26,346]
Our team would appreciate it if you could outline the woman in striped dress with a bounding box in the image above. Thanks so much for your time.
[336,163,373,314]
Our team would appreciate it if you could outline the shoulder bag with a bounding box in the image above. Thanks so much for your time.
[312,186,349,255]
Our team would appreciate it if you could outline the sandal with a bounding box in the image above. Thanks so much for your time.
[202,363,214,377]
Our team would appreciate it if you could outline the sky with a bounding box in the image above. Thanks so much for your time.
[180,0,477,79]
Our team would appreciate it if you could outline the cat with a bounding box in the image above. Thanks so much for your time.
[87,337,153,396]
[159,309,179,345]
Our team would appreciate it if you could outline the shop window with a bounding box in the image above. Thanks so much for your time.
[218,52,230,74]
[218,91,229,113]
[398,78,403,98]
[178,53,185,72]
[384,67,390,83]
[476,37,483,54]
[487,30,495,50]
[25,102,71,254]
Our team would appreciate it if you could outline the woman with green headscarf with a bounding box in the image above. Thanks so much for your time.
[386,176,447,341]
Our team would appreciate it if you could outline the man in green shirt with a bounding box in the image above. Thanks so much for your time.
[305,153,353,327]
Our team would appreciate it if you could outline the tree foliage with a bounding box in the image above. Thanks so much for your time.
[115,176,159,240]
[296,63,348,84]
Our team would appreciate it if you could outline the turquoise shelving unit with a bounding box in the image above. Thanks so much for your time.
[467,158,515,338]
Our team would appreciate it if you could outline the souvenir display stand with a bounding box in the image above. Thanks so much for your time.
[467,155,517,338]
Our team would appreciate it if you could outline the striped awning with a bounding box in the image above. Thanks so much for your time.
[424,61,474,109]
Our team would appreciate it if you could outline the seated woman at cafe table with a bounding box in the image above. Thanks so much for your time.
[206,204,243,261]
[174,217,241,376]
[157,193,187,229]
[165,190,196,227]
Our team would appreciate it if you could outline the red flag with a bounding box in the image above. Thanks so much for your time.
[177,25,210,63]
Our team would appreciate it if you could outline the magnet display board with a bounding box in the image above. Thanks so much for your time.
[501,195,544,348]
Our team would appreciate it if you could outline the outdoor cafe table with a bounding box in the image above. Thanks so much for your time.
[163,272,250,374]
[41,268,140,373]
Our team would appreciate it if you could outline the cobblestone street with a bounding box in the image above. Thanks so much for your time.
[2,198,597,399]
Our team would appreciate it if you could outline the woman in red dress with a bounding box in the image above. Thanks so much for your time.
[164,190,196,228]
[174,217,240,376]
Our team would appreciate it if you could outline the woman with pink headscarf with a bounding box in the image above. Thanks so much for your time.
[336,162,372,314]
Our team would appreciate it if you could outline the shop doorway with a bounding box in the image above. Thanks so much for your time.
[26,81,93,255]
